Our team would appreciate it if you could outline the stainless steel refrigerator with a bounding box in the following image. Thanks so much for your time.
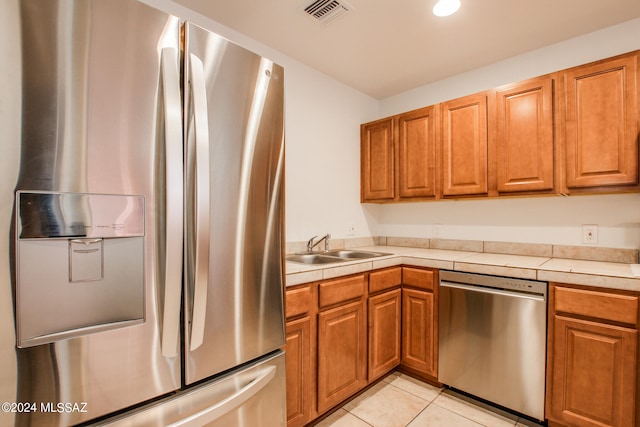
[4,0,286,425]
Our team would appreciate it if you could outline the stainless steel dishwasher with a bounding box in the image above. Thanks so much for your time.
[438,270,548,420]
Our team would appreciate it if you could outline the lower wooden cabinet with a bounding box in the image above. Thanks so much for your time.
[287,269,640,427]
[546,284,639,427]
[401,288,437,378]
[400,267,438,379]
[285,317,312,427]
[317,299,367,413]
[368,288,401,381]
[285,284,316,427]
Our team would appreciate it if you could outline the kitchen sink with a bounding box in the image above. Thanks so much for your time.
[323,249,391,259]
[285,253,344,264]
[286,249,391,265]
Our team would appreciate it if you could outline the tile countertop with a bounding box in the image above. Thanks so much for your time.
[285,245,640,293]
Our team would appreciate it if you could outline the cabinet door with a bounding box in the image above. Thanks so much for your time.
[563,53,639,189]
[398,106,437,198]
[495,76,554,193]
[548,315,638,427]
[441,92,488,196]
[317,299,367,413]
[285,317,312,427]
[368,289,401,381]
[401,288,437,377]
[361,118,395,201]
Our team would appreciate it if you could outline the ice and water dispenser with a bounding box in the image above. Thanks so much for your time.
[15,191,145,347]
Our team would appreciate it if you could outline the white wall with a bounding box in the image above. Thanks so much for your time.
[367,17,640,249]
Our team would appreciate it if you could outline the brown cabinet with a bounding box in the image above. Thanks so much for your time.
[561,52,639,191]
[493,75,555,194]
[398,106,438,199]
[285,285,316,427]
[368,267,402,381]
[361,118,395,201]
[546,284,639,427]
[441,92,489,197]
[316,275,367,414]
[360,50,640,203]
[400,267,438,379]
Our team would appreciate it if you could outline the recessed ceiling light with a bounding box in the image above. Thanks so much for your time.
[433,0,461,17]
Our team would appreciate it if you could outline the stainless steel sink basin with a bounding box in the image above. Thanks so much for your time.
[323,250,391,259]
[286,249,391,265]
[286,253,344,264]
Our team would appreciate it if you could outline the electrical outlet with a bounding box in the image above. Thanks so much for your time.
[347,225,356,236]
[582,224,598,244]
[433,224,443,239]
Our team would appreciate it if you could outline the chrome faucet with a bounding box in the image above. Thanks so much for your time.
[306,233,331,252]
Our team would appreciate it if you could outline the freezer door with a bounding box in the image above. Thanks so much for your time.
[96,351,286,427]
[9,0,182,425]
[183,23,286,384]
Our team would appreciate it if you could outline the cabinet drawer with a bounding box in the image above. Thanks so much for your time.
[319,275,366,309]
[369,267,402,294]
[555,286,639,326]
[286,285,313,319]
[402,267,435,291]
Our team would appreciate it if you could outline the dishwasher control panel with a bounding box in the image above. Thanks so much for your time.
[439,270,547,298]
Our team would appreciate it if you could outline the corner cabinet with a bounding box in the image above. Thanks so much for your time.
[361,118,395,201]
[561,52,639,192]
[546,284,639,427]
[361,107,438,202]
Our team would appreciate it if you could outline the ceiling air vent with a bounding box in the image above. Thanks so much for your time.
[303,0,352,26]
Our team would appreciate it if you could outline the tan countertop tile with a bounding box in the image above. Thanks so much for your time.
[285,245,640,292]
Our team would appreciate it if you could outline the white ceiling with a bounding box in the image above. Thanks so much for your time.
[174,0,640,99]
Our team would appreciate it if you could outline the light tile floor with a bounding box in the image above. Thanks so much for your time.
[313,372,543,427]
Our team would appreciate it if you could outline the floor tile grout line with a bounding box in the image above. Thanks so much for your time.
[429,397,519,427]
[383,379,444,404]
[404,398,440,427]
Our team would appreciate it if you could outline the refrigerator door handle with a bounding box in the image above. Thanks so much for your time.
[188,53,211,351]
[160,47,184,358]
[167,366,277,427]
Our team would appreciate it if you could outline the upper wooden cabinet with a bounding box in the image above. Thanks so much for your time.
[361,107,438,202]
[441,92,489,197]
[561,52,639,191]
[361,118,395,201]
[398,106,438,199]
[494,76,555,194]
[360,49,640,203]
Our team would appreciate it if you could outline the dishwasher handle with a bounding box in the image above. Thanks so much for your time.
[440,281,546,302]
